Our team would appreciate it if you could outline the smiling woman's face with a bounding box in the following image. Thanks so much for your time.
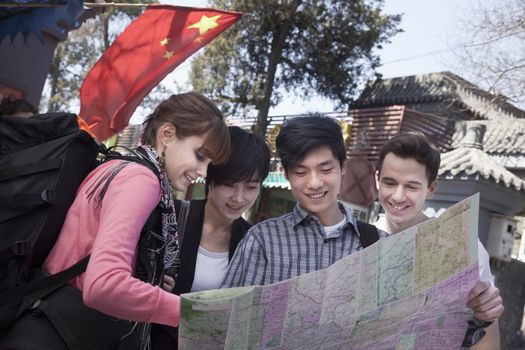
[162,133,211,192]
[207,178,261,221]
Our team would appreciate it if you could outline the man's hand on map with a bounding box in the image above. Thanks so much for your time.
[466,281,504,321]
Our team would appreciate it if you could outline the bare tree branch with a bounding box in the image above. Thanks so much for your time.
[451,0,525,107]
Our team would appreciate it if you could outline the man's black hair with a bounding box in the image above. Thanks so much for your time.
[206,126,270,191]
[276,114,346,173]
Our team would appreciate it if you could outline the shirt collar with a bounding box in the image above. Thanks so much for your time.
[291,202,359,235]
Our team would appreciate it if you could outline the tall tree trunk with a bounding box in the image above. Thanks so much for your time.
[254,0,302,138]
[46,44,64,112]
[248,29,289,223]
[102,11,111,50]
[250,1,302,222]
[254,29,287,139]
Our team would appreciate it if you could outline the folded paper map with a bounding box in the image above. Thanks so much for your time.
[179,194,480,349]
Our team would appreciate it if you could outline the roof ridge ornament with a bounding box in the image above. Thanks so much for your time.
[459,123,485,150]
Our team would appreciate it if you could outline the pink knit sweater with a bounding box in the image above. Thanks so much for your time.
[44,160,180,327]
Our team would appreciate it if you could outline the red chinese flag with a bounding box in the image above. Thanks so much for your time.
[79,5,242,140]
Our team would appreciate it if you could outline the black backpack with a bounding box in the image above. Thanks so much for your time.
[0,112,163,341]
[356,220,380,248]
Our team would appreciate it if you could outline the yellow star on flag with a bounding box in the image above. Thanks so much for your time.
[194,37,203,43]
[187,15,221,36]
[163,50,174,59]
[160,37,170,46]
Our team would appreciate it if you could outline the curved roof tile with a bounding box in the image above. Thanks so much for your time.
[439,147,525,192]
[451,120,525,154]
[354,72,525,120]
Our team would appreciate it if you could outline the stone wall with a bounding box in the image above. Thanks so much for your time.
[490,258,525,349]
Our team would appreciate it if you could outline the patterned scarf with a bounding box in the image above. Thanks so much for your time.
[134,145,179,270]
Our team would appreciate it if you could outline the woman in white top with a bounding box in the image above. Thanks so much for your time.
[152,126,270,349]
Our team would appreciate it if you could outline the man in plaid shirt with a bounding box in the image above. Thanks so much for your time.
[221,116,502,347]
[222,115,386,287]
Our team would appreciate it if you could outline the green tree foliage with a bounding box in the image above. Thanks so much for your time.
[44,1,168,113]
[45,17,104,112]
[191,0,401,136]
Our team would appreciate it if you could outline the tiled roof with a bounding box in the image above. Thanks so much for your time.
[346,106,455,162]
[439,147,525,192]
[451,120,525,155]
[353,72,525,120]
[262,171,290,189]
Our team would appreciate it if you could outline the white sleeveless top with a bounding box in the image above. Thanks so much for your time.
[190,246,229,292]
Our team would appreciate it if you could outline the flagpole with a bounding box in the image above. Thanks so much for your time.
[0,2,252,14]
[85,2,235,9]
[84,2,150,8]
[0,3,65,7]
[0,2,152,8]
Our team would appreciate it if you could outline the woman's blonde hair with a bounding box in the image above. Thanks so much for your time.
[141,92,230,164]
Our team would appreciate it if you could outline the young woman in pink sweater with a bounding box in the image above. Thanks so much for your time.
[0,92,230,350]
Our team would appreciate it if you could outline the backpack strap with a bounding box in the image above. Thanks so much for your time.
[0,256,89,313]
[3,155,161,306]
[118,154,164,286]
[105,153,161,180]
[356,220,380,248]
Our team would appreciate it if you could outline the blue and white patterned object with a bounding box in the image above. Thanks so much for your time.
[0,0,84,42]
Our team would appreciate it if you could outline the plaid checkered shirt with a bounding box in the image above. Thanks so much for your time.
[221,202,388,288]
[221,202,487,347]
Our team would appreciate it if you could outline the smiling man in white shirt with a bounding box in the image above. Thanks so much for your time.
[374,132,503,349]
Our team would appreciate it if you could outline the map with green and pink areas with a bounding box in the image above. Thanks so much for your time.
[179,195,480,350]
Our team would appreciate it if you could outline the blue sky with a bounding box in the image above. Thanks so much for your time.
[378,0,462,79]
[143,0,465,120]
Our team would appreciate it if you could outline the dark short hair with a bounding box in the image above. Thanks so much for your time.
[0,95,38,116]
[206,126,270,190]
[141,92,230,165]
[377,132,441,185]
[276,114,346,172]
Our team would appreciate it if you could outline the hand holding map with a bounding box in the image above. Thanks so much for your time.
[179,195,480,349]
